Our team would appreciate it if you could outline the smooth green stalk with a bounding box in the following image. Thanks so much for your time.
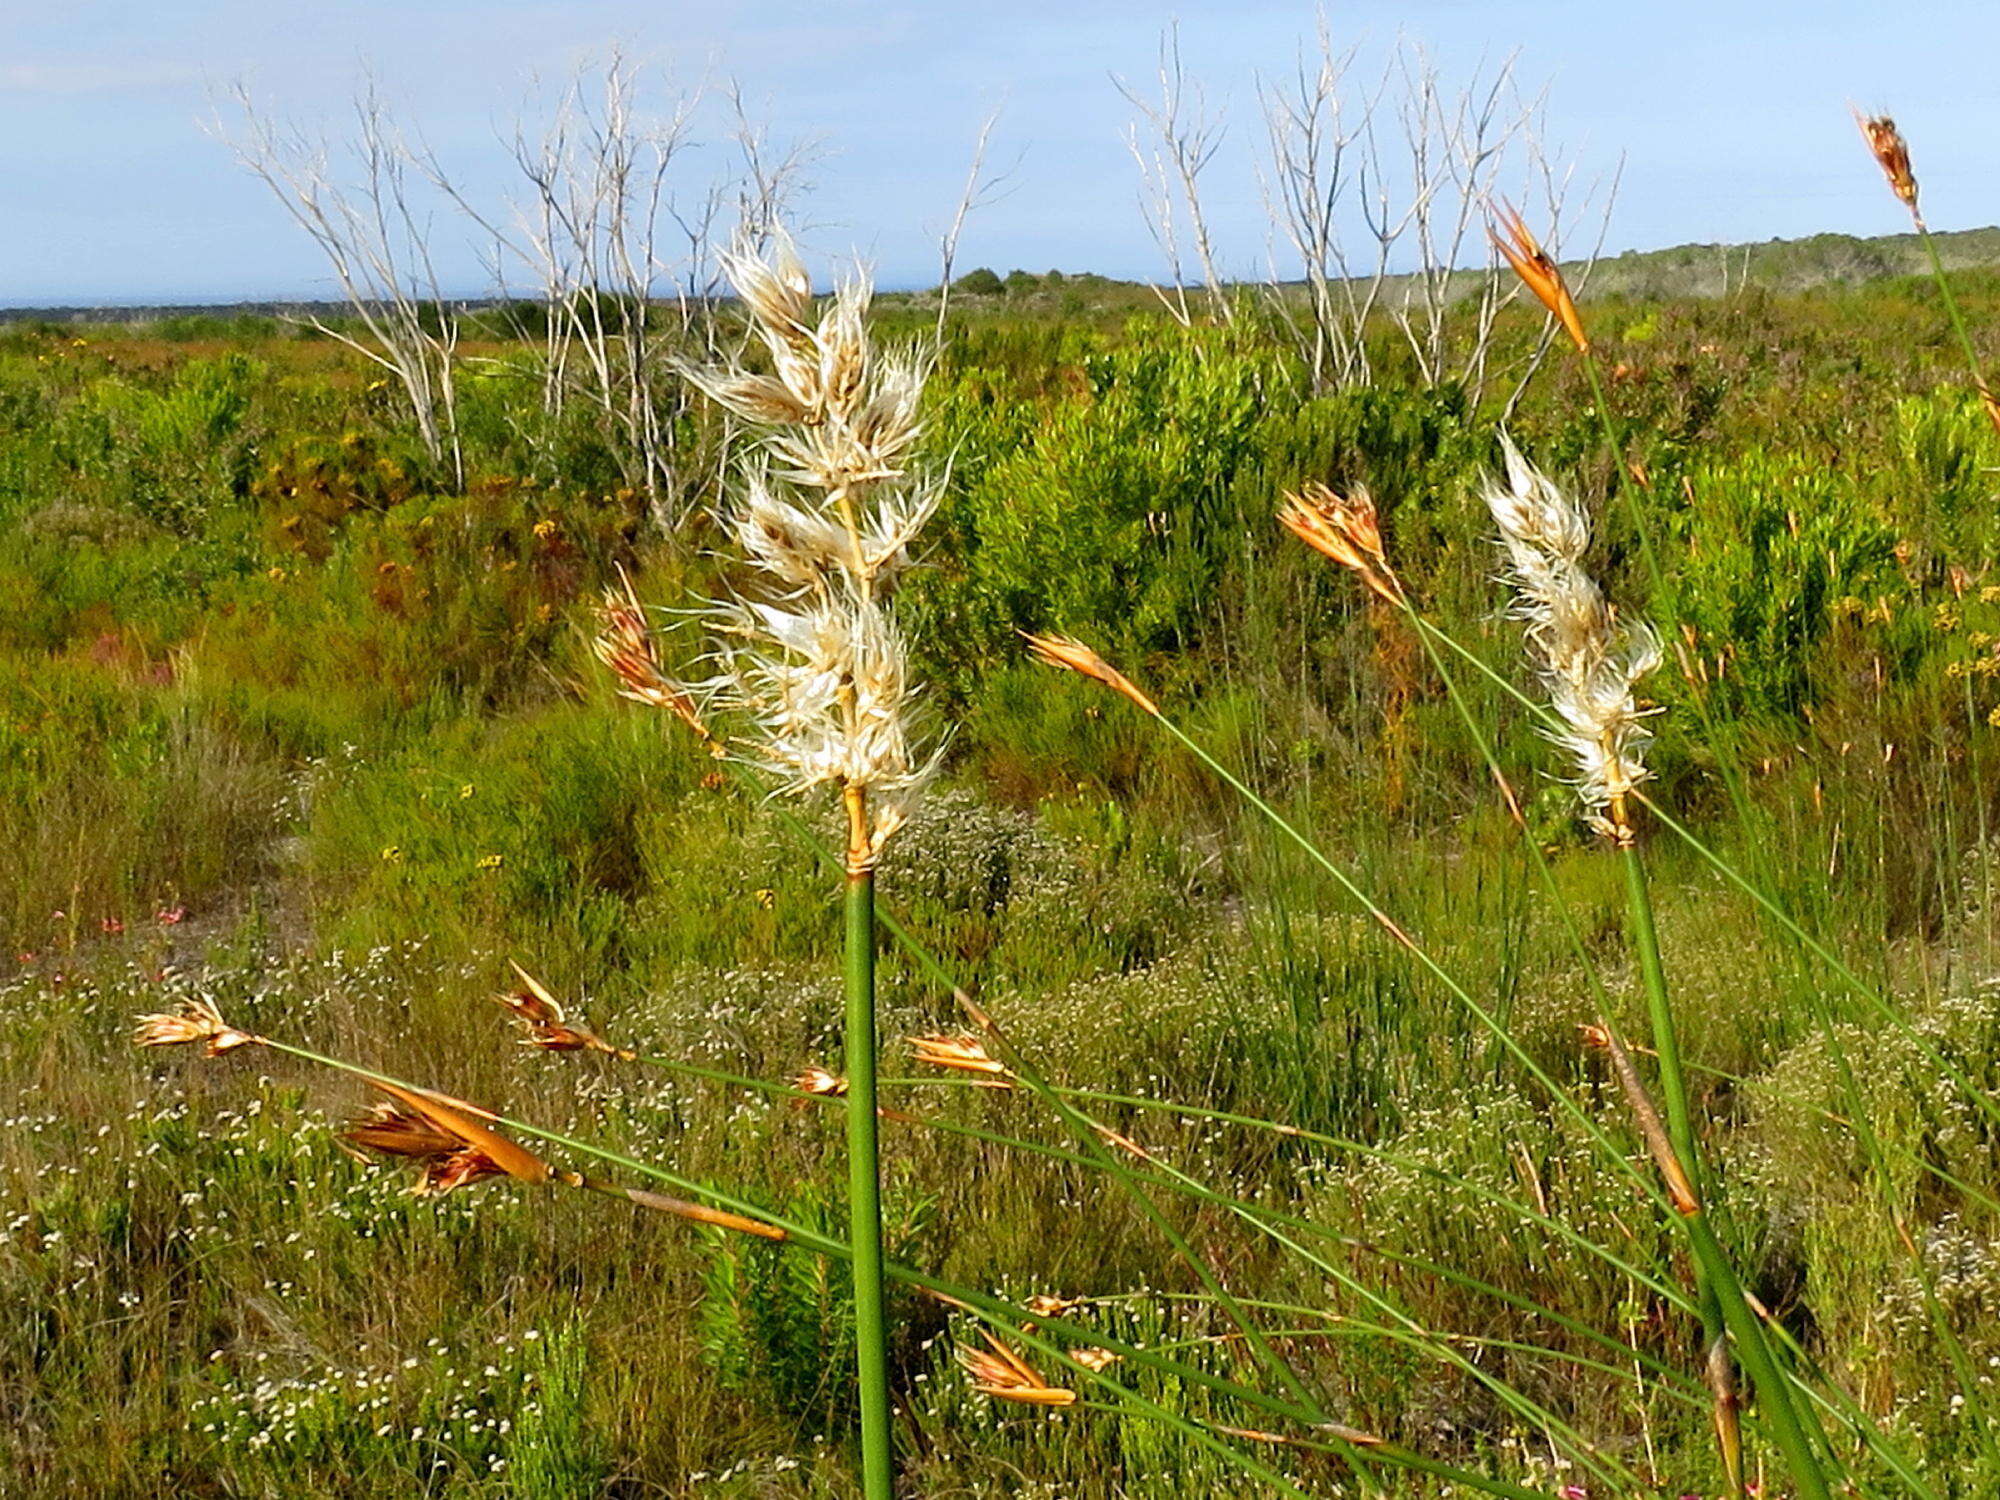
[845,863,894,1500]
[1620,844,1692,1172]
[1615,807,1830,1495]
[1410,610,2000,1143]
[627,1050,1717,1388]
[959,1001,1341,1434]
[1399,599,1937,1488]
[240,1033,1544,1497]
[1679,1206,1833,1500]
[1914,217,1994,408]
[1618,834,1741,1491]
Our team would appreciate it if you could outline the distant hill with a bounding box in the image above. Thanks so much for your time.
[916,226,2000,313]
[1576,224,2000,300]
[9,225,2000,324]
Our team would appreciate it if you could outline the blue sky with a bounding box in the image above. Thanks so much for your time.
[3,1,1995,305]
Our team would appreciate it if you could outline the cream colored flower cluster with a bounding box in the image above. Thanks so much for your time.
[685,232,943,866]
[1484,436,1659,842]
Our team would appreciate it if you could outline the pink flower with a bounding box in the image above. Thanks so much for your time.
[156,906,187,926]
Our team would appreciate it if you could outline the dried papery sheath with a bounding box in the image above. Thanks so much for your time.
[1484,435,1659,844]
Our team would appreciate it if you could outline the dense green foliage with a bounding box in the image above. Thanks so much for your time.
[6,268,2000,1495]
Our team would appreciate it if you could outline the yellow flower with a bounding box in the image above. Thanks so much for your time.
[1935,605,1961,633]
[476,853,503,870]
[532,519,558,539]
[1946,661,1968,680]
[459,784,476,799]
[380,845,403,864]
[1989,706,2000,728]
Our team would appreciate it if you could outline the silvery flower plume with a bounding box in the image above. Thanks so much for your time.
[1484,435,1660,844]
[676,227,944,869]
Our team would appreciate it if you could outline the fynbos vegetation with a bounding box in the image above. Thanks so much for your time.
[10,40,2000,1500]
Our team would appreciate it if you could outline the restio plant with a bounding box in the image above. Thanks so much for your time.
[2,91,1997,1500]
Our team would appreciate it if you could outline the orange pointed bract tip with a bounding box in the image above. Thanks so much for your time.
[907,1031,1015,1085]
[615,1185,789,1240]
[1490,202,1590,354]
[957,1332,1078,1407]
[1854,110,1919,213]
[492,964,633,1058]
[349,1079,552,1197]
[132,997,261,1057]
[1019,632,1161,717]
[1278,483,1405,605]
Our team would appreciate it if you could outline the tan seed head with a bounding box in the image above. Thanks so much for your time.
[1278,482,1405,605]
[907,1032,1015,1085]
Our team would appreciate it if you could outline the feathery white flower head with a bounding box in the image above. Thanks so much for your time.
[1485,435,1659,844]
[674,227,942,869]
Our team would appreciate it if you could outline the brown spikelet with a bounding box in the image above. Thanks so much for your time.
[1090,1119,1156,1163]
[1019,633,1160,717]
[907,1032,1015,1086]
[793,1065,850,1098]
[493,962,634,1059]
[1855,111,1920,214]
[1980,384,2000,439]
[1278,483,1405,605]
[132,998,261,1057]
[354,1079,553,1196]
[956,1332,1077,1406]
[1490,202,1590,354]
[1217,1420,1387,1450]
[592,573,723,754]
[342,1101,461,1160]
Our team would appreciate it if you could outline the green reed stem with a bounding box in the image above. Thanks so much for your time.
[845,864,894,1500]
[1913,215,1994,406]
[1616,794,1828,1494]
[236,1034,1516,1497]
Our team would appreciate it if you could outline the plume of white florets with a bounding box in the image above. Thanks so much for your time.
[682,229,942,866]
[1485,435,1660,844]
